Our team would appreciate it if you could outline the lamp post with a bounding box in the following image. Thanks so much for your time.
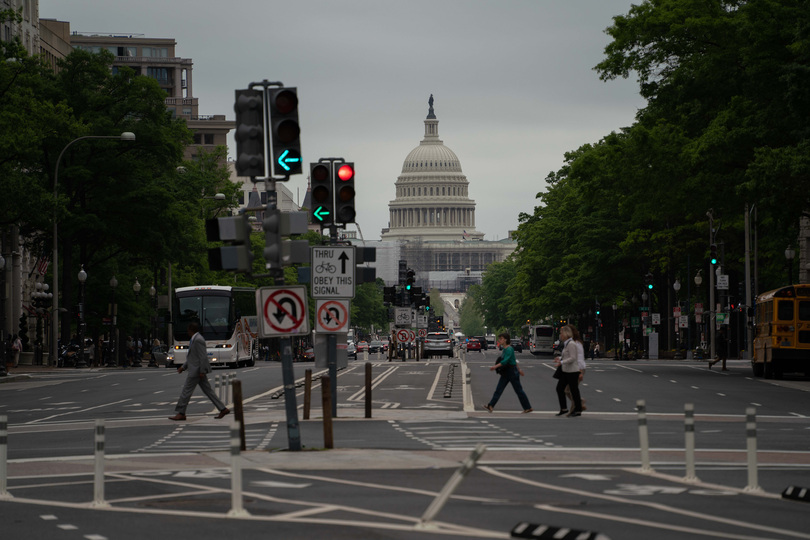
[52,132,135,366]
[76,265,88,368]
[0,252,5,376]
[132,278,142,367]
[785,245,796,285]
[148,284,157,367]
[107,276,118,367]
[612,303,618,360]
[695,271,703,357]
[673,279,682,359]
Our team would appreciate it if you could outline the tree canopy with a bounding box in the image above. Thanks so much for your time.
[472,0,810,340]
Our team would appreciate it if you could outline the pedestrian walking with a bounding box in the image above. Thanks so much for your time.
[554,325,583,417]
[709,327,729,371]
[565,325,588,414]
[482,332,533,413]
[168,321,230,421]
[11,334,22,368]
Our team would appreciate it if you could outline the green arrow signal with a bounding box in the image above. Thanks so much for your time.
[277,149,301,172]
[313,206,330,222]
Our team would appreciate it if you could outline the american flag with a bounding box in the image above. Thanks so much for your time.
[462,230,470,239]
[37,255,49,276]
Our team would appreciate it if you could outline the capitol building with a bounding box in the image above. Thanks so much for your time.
[351,96,516,293]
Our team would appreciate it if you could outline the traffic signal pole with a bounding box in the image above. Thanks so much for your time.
[708,211,716,362]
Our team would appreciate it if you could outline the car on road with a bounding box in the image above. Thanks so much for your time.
[369,340,385,353]
[356,341,369,354]
[466,338,482,352]
[347,342,357,359]
[512,338,523,353]
[300,348,315,361]
[423,332,453,358]
[473,336,488,350]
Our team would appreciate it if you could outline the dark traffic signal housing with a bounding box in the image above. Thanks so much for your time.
[710,244,718,265]
[268,87,301,176]
[309,162,333,226]
[234,89,265,178]
[334,162,356,223]
[206,215,254,273]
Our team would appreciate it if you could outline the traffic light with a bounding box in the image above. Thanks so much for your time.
[383,286,396,305]
[334,162,356,223]
[309,162,333,226]
[234,89,265,178]
[422,294,430,311]
[268,87,301,176]
[710,244,718,265]
[262,209,309,270]
[206,215,254,272]
[405,269,415,290]
[398,260,407,284]
[262,208,283,270]
[645,273,654,290]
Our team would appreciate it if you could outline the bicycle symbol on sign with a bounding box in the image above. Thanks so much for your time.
[315,262,336,274]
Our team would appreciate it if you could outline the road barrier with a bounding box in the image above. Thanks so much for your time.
[92,419,108,507]
[510,522,610,539]
[227,419,249,517]
[635,399,653,472]
[745,406,760,492]
[684,403,698,482]
[782,485,810,503]
[418,443,486,529]
[0,415,9,499]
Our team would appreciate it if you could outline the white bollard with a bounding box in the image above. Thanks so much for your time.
[92,419,109,507]
[227,420,249,517]
[684,403,699,482]
[215,374,221,402]
[0,415,10,499]
[745,407,761,492]
[636,400,653,472]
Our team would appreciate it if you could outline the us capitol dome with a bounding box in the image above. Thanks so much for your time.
[373,96,516,292]
[381,94,484,242]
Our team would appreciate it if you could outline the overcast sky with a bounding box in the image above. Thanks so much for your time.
[40,0,645,241]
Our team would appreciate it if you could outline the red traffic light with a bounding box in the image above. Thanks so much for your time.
[337,164,354,182]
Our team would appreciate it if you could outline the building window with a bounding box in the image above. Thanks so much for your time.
[143,46,168,58]
[182,108,192,116]
[204,134,214,145]
[147,67,170,85]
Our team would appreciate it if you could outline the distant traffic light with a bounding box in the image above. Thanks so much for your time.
[234,89,265,178]
[383,286,396,305]
[405,269,415,290]
[206,215,253,272]
[309,162,333,226]
[710,244,718,265]
[268,87,301,176]
[645,273,654,290]
[334,162,356,223]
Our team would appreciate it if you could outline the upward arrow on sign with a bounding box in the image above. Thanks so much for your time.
[339,251,349,273]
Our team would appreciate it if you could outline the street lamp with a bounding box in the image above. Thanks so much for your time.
[785,245,796,285]
[52,132,135,366]
[132,277,142,367]
[107,276,118,367]
[673,279,682,358]
[148,284,157,367]
[76,265,88,368]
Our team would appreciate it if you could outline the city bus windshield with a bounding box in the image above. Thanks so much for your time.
[174,294,232,341]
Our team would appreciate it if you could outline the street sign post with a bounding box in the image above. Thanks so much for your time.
[311,246,355,298]
[256,286,310,337]
[315,299,351,333]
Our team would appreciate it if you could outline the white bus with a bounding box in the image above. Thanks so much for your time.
[168,286,258,369]
[528,324,556,355]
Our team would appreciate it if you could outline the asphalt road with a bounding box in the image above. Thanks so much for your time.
[1,349,809,540]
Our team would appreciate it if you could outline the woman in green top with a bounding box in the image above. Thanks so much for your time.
[483,332,533,413]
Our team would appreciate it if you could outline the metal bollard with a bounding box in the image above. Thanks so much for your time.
[745,407,761,492]
[0,415,9,499]
[92,419,109,507]
[684,403,698,482]
[321,375,334,449]
[418,443,487,527]
[365,362,372,418]
[227,420,249,517]
[214,374,221,402]
[636,400,653,472]
[303,369,312,420]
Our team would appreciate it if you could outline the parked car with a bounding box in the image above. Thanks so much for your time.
[424,332,453,358]
[368,340,384,353]
[466,338,482,352]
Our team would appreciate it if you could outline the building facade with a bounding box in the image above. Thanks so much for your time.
[373,96,516,291]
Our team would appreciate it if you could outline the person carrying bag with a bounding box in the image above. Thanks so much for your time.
[482,332,533,414]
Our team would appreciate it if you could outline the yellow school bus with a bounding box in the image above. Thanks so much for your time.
[753,284,810,378]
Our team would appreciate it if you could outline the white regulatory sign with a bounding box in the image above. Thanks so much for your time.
[311,246,355,298]
[315,299,351,333]
[256,286,310,337]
